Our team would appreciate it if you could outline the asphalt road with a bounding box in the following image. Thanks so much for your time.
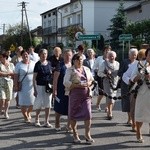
[0,94,150,150]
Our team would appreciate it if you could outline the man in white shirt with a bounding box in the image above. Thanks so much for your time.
[28,46,39,62]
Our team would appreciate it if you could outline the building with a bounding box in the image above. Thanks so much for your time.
[124,0,150,22]
[41,0,140,48]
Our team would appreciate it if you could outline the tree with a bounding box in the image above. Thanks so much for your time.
[65,25,85,49]
[124,20,150,48]
[2,23,32,50]
[109,0,126,50]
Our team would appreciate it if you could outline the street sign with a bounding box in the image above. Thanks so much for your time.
[119,34,133,41]
[9,44,15,51]
[78,34,101,40]
[75,32,83,40]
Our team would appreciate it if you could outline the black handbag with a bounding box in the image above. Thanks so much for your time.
[45,80,53,93]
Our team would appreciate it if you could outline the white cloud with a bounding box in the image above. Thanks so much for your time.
[38,0,50,5]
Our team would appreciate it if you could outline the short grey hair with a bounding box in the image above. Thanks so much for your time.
[38,48,48,56]
[129,48,138,55]
[107,51,117,58]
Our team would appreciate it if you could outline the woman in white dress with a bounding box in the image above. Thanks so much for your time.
[98,51,120,120]
[14,50,35,123]
[131,48,150,143]
[0,51,14,119]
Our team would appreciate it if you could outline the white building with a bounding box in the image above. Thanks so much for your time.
[41,0,139,48]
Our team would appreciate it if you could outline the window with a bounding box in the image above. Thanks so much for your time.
[64,7,68,13]
[139,9,142,13]
[48,13,51,17]
[48,20,51,27]
[43,22,46,28]
[77,14,81,24]
[44,15,46,19]
[53,11,56,16]
[74,3,78,9]
[52,18,56,26]
[67,17,72,25]
[67,18,70,25]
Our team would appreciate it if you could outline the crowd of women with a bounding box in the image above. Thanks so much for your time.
[0,44,150,144]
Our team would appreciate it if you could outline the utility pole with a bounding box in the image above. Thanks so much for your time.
[2,23,6,35]
[18,1,32,46]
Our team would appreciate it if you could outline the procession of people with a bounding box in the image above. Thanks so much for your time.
[0,44,150,144]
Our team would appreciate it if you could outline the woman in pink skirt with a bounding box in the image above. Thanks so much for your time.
[63,53,94,144]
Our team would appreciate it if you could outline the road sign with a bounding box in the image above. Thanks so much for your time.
[75,32,83,40]
[119,34,133,41]
[78,34,101,40]
[9,44,15,51]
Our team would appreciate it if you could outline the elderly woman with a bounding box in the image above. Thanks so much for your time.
[63,53,94,144]
[14,50,35,123]
[130,48,150,143]
[53,49,73,131]
[94,45,111,111]
[33,49,53,128]
[11,46,23,108]
[0,51,14,119]
[122,49,146,132]
[83,48,96,77]
[98,51,120,120]
[48,47,63,106]
[118,48,138,125]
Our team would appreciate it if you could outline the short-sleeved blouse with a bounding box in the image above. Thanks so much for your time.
[34,61,53,86]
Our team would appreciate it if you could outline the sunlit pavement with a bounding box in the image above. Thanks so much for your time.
[0,93,150,150]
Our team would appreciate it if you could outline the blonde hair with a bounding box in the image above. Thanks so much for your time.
[138,49,146,60]
[87,48,95,55]
[53,47,62,54]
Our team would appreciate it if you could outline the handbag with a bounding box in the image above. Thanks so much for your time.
[17,81,22,91]
[45,80,53,93]
[44,61,53,94]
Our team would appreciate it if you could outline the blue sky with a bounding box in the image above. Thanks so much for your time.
[0,0,69,34]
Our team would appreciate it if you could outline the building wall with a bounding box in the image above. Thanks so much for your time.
[93,1,139,39]
[82,0,94,35]
[126,1,150,22]
[41,0,140,46]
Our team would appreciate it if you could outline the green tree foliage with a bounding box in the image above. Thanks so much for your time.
[124,20,150,48]
[109,1,126,50]
[2,23,32,50]
[65,25,85,48]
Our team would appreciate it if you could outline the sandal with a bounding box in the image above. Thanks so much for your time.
[137,138,144,143]
[85,136,95,144]
[66,127,73,133]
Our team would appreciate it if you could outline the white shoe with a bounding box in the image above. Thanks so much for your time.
[43,122,53,128]
[55,127,61,131]
[96,106,101,112]
[35,121,41,127]
[4,113,9,119]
